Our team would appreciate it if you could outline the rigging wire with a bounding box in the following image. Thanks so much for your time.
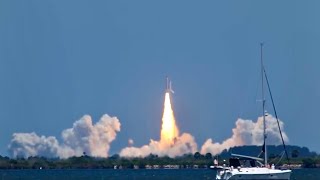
[263,67,290,164]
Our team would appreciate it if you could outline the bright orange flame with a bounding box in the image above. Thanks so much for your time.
[160,92,179,146]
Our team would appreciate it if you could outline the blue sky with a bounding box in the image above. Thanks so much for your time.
[0,1,319,156]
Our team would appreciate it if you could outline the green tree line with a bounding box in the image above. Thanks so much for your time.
[0,151,319,169]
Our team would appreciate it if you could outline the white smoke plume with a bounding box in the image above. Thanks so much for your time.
[200,114,288,155]
[120,133,197,158]
[7,132,60,158]
[8,114,121,158]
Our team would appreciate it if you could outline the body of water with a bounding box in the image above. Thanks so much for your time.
[0,168,319,179]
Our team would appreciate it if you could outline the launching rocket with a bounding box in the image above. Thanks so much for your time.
[166,76,174,94]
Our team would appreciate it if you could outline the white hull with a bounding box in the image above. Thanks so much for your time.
[228,171,291,180]
[213,167,291,180]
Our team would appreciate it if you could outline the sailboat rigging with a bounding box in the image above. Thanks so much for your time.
[211,43,291,180]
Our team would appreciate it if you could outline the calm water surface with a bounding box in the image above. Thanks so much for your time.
[0,168,319,180]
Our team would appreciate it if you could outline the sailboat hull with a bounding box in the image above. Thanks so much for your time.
[228,172,291,180]
[222,168,291,180]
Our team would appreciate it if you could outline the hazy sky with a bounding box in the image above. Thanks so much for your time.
[0,1,319,156]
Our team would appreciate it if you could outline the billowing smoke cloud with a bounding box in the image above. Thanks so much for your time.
[120,133,197,158]
[8,114,121,158]
[201,114,288,155]
[8,132,60,158]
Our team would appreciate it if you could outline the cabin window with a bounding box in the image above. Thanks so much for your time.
[229,158,241,167]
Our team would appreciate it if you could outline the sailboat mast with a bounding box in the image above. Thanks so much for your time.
[260,43,267,167]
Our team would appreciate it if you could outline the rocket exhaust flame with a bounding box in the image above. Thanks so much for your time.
[160,92,179,146]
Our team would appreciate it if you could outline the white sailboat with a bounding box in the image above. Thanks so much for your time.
[211,44,291,180]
